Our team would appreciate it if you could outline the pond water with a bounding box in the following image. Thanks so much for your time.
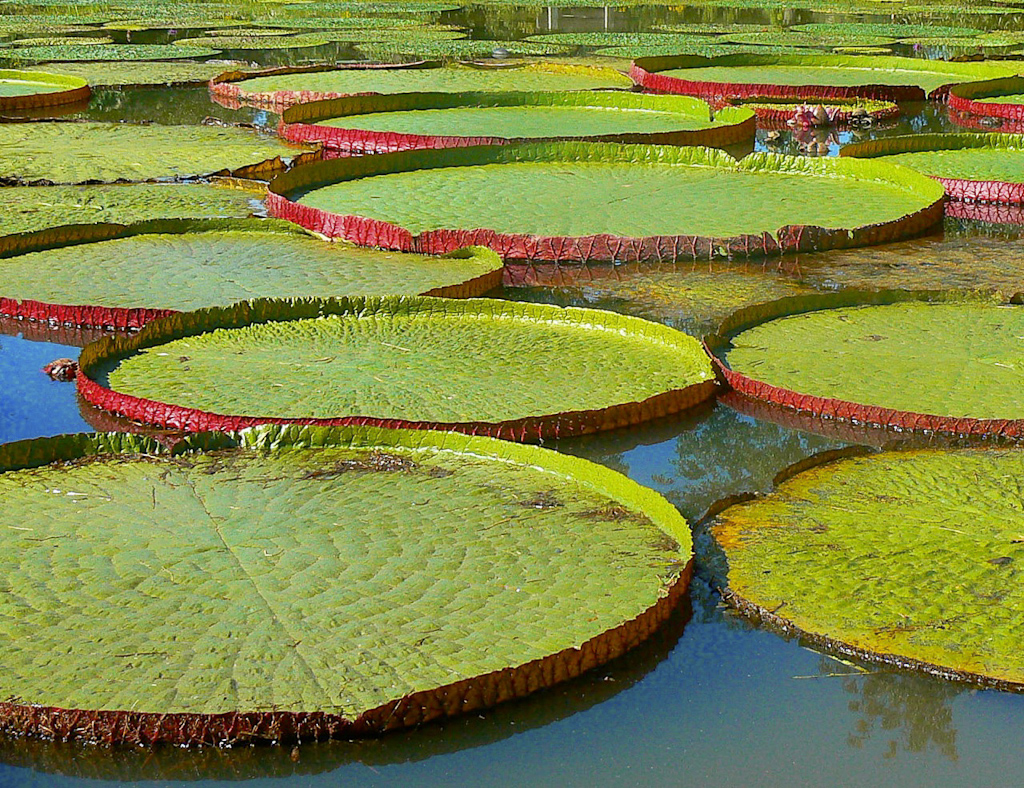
[3,1,1024,785]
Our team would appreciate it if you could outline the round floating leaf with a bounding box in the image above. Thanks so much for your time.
[948,76,1024,126]
[4,43,222,61]
[0,424,691,745]
[268,141,944,262]
[653,24,771,34]
[25,60,253,86]
[251,16,445,29]
[631,53,1021,101]
[791,22,983,38]
[211,62,633,111]
[354,38,570,59]
[595,44,811,59]
[79,296,717,439]
[713,448,1024,689]
[721,31,898,47]
[0,68,89,110]
[0,220,503,326]
[171,33,334,49]
[0,183,256,237]
[0,122,311,184]
[4,36,114,46]
[719,292,1024,435]
[279,91,754,153]
[841,133,1024,204]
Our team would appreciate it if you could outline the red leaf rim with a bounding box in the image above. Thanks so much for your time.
[276,90,756,154]
[705,289,1024,439]
[266,142,945,263]
[841,132,1024,206]
[76,296,719,442]
[947,75,1024,123]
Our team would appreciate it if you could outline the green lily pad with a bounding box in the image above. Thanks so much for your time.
[282,143,941,250]
[4,44,222,62]
[171,34,334,49]
[978,94,1024,105]
[841,133,1024,183]
[594,44,811,59]
[0,424,691,744]
[650,54,1018,96]
[791,22,983,38]
[0,122,310,184]
[721,31,897,48]
[24,60,252,86]
[0,183,257,237]
[0,220,503,314]
[712,448,1024,688]
[0,69,88,109]
[218,62,633,105]
[284,91,752,148]
[355,38,570,59]
[725,296,1024,420]
[4,36,115,47]
[83,296,715,437]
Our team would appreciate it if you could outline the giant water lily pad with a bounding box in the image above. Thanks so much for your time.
[4,43,222,61]
[0,183,256,238]
[0,122,311,184]
[791,22,984,38]
[712,448,1024,689]
[0,220,502,328]
[841,133,1024,204]
[0,68,88,110]
[210,62,633,111]
[268,142,944,262]
[717,292,1024,436]
[0,424,691,745]
[631,53,1020,101]
[279,91,754,153]
[354,38,570,59]
[78,296,717,439]
[24,60,253,87]
[170,33,336,49]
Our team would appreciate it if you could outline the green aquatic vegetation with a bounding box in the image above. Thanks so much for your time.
[4,36,114,46]
[103,297,714,423]
[721,31,898,47]
[595,44,810,59]
[295,146,936,239]
[0,122,308,183]
[525,32,726,48]
[4,43,222,61]
[0,183,255,236]
[355,38,569,59]
[0,425,689,728]
[726,300,1024,419]
[232,63,632,95]
[979,94,1024,105]
[0,70,74,96]
[713,448,1024,687]
[24,60,252,86]
[250,16,444,29]
[0,223,501,308]
[791,22,983,38]
[171,33,335,49]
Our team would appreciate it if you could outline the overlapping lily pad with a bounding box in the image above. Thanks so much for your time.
[78,296,717,439]
[0,424,692,745]
[4,43,222,62]
[841,133,1024,204]
[712,447,1024,689]
[171,33,335,50]
[713,291,1024,437]
[790,22,984,38]
[354,38,570,60]
[209,62,633,111]
[268,142,944,262]
[0,122,312,184]
[0,68,89,110]
[0,182,257,238]
[278,91,754,153]
[949,76,1024,126]
[0,219,502,328]
[630,53,1020,101]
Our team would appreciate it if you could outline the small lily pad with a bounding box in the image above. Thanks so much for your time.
[5,44,222,62]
